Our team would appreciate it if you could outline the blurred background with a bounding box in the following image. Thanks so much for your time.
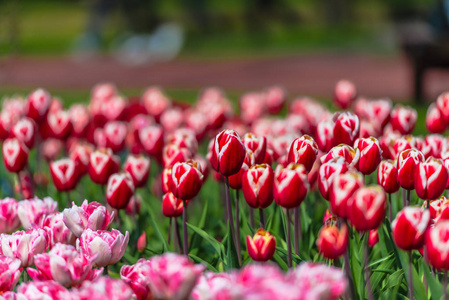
[0,0,448,102]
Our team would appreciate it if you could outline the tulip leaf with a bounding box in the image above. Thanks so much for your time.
[396,249,427,300]
[146,202,169,252]
[189,253,219,272]
[422,259,442,300]
[187,222,225,259]
[273,252,288,271]
[225,221,240,270]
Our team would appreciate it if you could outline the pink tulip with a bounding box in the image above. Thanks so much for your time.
[192,272,239,300]
[77,229,129,267]
[63,200,115,238]
[18,197,58,230]
[42,213,77,248]
[16,280,70,300]
[0,229,48,267]
[74,276,135,300]
[120,259,152,300]
[27,243,100,287]
[0,198,20,233]
[0,256,22,293]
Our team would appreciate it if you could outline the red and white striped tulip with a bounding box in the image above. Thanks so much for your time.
[273,163,308,209]
[162,192,186,218]
[318,157,350,201]
[329,170,364,219]
[317,223,348,260]
[426,220,449,270]
[332,111,360,147]
[287,135,318,172]
[354,136,382,175]
[377,159,400,194]
[426,103,447,134]
[210,129,246,176]
[104,121,128,153]
[106,172,135,209]
[11,118,35,149]
[415,157,448,200]
[242,133,267,164]
[390,105,417,135]
[392,207,430,250]
[397,148,425,190]
[242,164,274,209]
[88,148,120,185]
[333,80,357,109]
[123,155,151,188]
[2,138,29,173]
[49,158,80,192]
[321,144,359,167]
[26,88,52,122]
[138,124,165,157]
[170,160,203,200]
[347,186,386,232]
[246,229,276,262]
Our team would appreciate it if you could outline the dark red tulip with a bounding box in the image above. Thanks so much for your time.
[169,160,203,200]
[287,135,318,172]
[354,137,382,175]
[106,172,135,209]
[210,129,246,176]
[415,157,448,200]
[397,149,425,190]
[273,163,308,209]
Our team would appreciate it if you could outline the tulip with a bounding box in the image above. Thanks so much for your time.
[88,148,120,185]
[426,103,447,133]
[316,120,334,152]
[11,118,35,149]
[142,87,171,120]
[106,172,135,210]
[137,232,147,252]
[162,192,185,218]
[318,157,349,200]
[246,228,276,262]
[125,195,142,216]
[2,138,29,173]
[347,186,386,232]
[194,154,210,182]
[354,137,382,175]
[162,143,193,169]
[0,198,20,233]
[320,144,360,167]
[69,142,94,176]
[146,253,205,300]
[210,129,246,176]
[0,229,48,267]
[414,157,448,201]
[273,163,308,209]
[77,228,129,267]
[69,104,90,137]
[167,129,199,154]
[62,200,115,237]
[170,160,203,200]
[332,111,360,147]
[333,80,357,109]
[16,280,70,299]
[191,272,238,300]
[323,209,336,224]
[392,207,430,250]
[18,197,58,230]
[317,223,348,260]
[160,108,184,134]
[390,105,417,135]
[138,124,165,157]
[329,170,364,219]
[397,149,425,190]
[26,88,52,122]
[437,92,449,119]
[377,159,400,194]
[0,256,21,293]
[265,86,287,114]
[287,135,318,172]
[428,196,446,220]
[161,167,172,194]
[46,110,73,139]
[242,133,267,164]
[425,134,445,158]
[104,121,128,153]
[121,259,152,300]
[123,154,150,188]
[368,229,379,248]
[426,220,449,270]
[27,243,97,287]
[49,158,80,192]
[242,164,274,209]
[75,276,135,300]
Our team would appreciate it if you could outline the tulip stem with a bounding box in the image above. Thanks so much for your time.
[167,218,172,245]
[16,173,23,200]
[388,193,392,221]
[235,190,242,261]
[342,219,356,300]
[409,251,414,300]
[286,209,292,268]
[364,234,374,300]
[259,208,265,228]
[182,199,188,256]
[225,177,241,265]
[444,271,448,300]
[249,208,255,229]
[402,188,406,208]
[407,190,411,206]
[66,191,71,207]
[174,217,183,254]
[294,206,301,255]
[22,270,28,282]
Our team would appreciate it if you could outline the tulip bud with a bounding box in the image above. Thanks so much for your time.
[321,144,360,167]
[415,157,448,200]
[426,220,449,270]
[242,164,274,209]
[123,154,151,188]
[426,103,447,133]
[170,160,203,200]
[2,138,29,173]
[11,118,35,149]
[317,223,348,260]
[347,186,386,232]
[138,124,165,157]
[287,135,319,172]
[428,196,445,220]
[329,170,364,219]
[425,134,445,159]
[49,158,80,192]
[88,148,120,185]
[242,133,267,164]
[332,112,360,147]
[354,137,382,175]
[392,207,430,250]
[210,129,246,176]
[397,149,425,190]
[377,159,400,194]
[26,88,52,122]
[390,105,417,135]
[162,192,186,218]
[368,229,379,247]
[137,232,147,252]
[246,228,276,262]
[274,163,308,209]
[333,80,357,109]
[106,172,135,209]
[318,157,349,200]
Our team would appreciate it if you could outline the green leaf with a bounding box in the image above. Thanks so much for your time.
[273,252,288,271]
[225,221,240,270]
[198,197,209,229]
[422,259,442,300]
[189,253,218,272]
[146,202,168,252]
[187,222,225,258]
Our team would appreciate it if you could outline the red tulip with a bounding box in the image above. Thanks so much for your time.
[162,192,186,218]
[69,143,94,176]
[318,157,349,201]
[333,80,357,109]
[142,87,171,120]
[415,157,448,200]
[49,158,79,192]
[3,138,29,173]
[317,223,348,260]
[41,139,63,162]
[329,170,364,219]
[332,111,360,147]
[368,229,379,247]
[265,86,287,114]
[161,168,172,194]
[397,149,425,190]
[137,232,147,252]
[160,108,184,134]
[323,209,336,224]
[287,135,318,172]
[320,144,359,167]
[379,131,401,160]
[242,164,274,209]
[246,228,276,262]
[354,137,382,175]
[228,151,254,190]
[46,110,73,139]
[425,134,445,159]
[210,129,246,176]
[106,172,135,209]
[242,133,267,164]
[11,118,35,149]
[194,155,210,182]
[436,92,449,119]
[123,155,151,188]
[426,103,447,133]
[273,163,308,209]
[392,207,430,250]
[347,186,386,232]
[16,171,35,199]
[26,88,52,122]
[88,148,120,185]
[170,160,203,200]
[377,159,400,194]
[428,196,446,220]
[138,125,164,158]
[426,220,449,270]
[390,105,417,135]
[316,120,334,152]
[69,104,90,137]
[104,121,127,153]
[167,129,198,154]
[162,144,193,169]
[393,135,415,159]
